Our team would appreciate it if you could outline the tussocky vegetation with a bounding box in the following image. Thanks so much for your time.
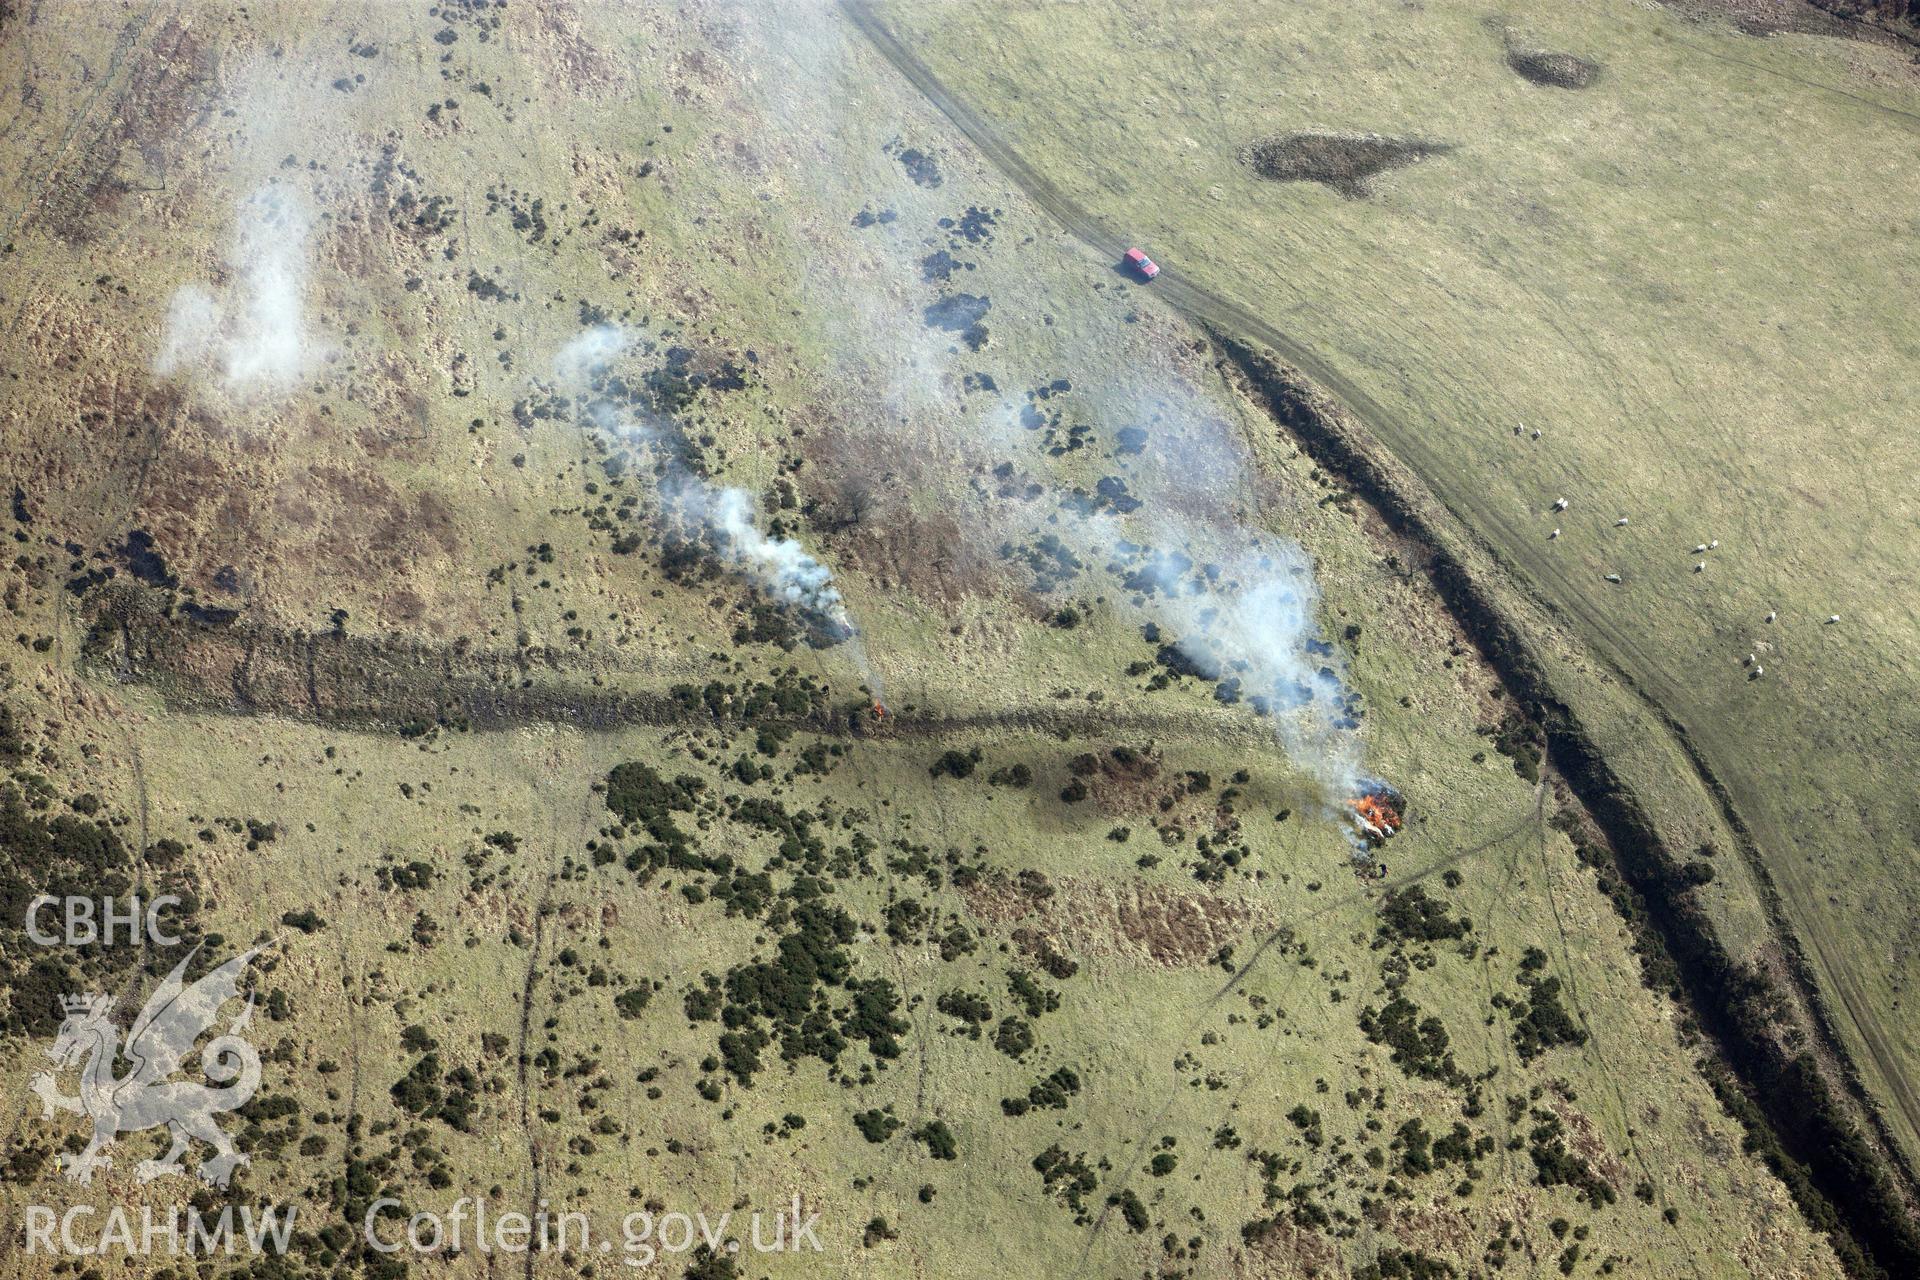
[0,0,1914,1276]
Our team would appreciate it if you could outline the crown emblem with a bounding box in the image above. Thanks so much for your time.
[61,993,103,1014]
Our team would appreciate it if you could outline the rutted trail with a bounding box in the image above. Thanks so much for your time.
[836,0,1920,1267]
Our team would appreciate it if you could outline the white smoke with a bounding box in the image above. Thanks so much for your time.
[552,327,864,656]
[222,186,311,385]
[722,0,1363,771]
[154,184,314,391]
[672,479,855,634]
[1151,549,1363,803]
[554,324,630,387]
[536,3,1360,779]
[1073,364,1366,803]
[153,286,220,377]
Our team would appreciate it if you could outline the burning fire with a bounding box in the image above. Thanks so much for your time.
[870,701,888,722]
[1346,788,1403,845]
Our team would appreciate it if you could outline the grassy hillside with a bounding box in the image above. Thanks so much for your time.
[874,0,1920,1169]
[0,665,1844,1278]
[0,0,1890,1276]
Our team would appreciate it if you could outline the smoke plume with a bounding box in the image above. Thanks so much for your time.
[552,326,867,669]
[155,184,314,391]
[721,0,1367,805]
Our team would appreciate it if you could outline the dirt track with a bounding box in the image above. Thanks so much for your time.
[835,0,1920,1242]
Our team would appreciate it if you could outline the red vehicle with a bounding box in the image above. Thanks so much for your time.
[1124,247,1160,280]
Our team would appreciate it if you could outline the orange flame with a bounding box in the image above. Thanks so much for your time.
[1346,793,1403,839]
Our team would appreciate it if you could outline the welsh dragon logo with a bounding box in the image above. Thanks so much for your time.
[29,947,263,1187]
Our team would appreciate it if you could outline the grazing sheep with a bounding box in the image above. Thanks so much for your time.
[1614,517,1629,527]
[1744,654,1754,666]
[1549,528,1561,540]
[1827,615,1841,624]
[1751,665,1764,680]
[1709,539,1720,550]
[1532,428,1543,440]
[1604,573,1622,583]
[1693,544,1708,554]
[1552,497,1568,511]
[1694,562,1706,573]
[1765,611,1777,623]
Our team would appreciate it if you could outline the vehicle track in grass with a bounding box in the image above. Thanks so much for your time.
[840,0,1920,1259]
[1069,796,1547,1273]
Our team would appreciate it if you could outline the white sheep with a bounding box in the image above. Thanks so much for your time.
[1614,517,1629,527]
[1532,428,1543,440]
[1552,498,1568,511]
[1709,539,1720,550]
[1604,573,1621,583]
[1693,544,1708,554]
[1752,665,1764,679]
[1744,654,1754,666]
[1765,611,1776,623]
[1827,614,1840,624]
[1549,528,1561,540]
[1694,562,1706,573]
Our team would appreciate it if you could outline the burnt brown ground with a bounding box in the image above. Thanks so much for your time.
[1237,132,1452,199]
